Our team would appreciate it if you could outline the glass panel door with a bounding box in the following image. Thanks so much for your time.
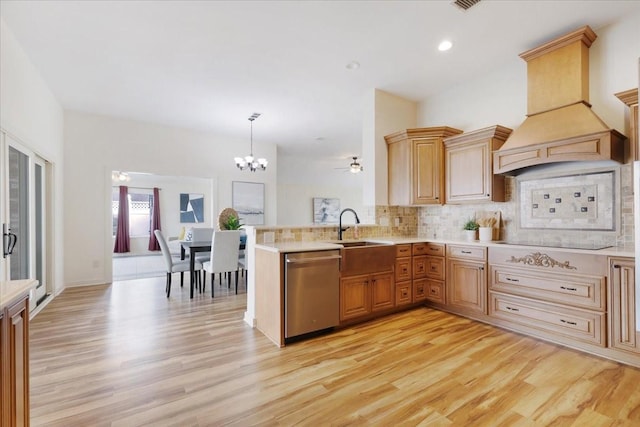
[8,145,30,280]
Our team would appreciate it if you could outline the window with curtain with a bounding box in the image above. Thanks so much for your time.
[112,189,154,237]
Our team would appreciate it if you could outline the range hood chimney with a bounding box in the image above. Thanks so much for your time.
[494,25,627,174]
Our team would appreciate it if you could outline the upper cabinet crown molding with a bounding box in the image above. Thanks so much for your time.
[615,88,638,162]
[444,125,513,204]
[385,126,463,206]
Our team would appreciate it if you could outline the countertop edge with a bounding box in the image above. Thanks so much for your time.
[1,279,38,310]
[255,238,635,257]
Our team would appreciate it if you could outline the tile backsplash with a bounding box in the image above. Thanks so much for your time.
[258,164,634,249]
[419,164,634,248]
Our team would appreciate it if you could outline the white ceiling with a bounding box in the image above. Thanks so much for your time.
[2,1,639,163]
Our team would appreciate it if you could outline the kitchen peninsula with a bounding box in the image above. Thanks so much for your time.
[250,229,638,368]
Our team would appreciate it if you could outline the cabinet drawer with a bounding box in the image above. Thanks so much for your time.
[414,242,444,257]
[396,281,412,306]
[396,244,412,257]
[395,258,412,282]
[413,278,427,302]
[425,279,445,304]
[490,265,605,310]
[489,292,605,347]
[447,245,487,261]
[426,256,445,280]
[413,255,427,278]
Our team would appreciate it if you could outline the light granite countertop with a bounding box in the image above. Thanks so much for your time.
[1,279,38,310]
[255,237,636,258]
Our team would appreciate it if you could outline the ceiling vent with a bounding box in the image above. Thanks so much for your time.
[453,0,481,11]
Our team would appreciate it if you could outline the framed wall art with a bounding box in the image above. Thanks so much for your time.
[313,197,340,223]
[232,181,265,225]
[180,193,204,223]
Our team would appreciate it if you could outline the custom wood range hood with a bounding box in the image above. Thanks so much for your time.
[494,25,627,174]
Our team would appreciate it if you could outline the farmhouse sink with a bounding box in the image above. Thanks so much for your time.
[339,242,396,276]
[338,241,387,248]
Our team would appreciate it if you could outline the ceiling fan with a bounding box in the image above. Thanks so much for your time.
[334,156,363,173]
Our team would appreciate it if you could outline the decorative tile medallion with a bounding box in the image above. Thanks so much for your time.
[519,171,615,230]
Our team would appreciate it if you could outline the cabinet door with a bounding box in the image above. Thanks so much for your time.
[447,259,487,314]
[371,272,395,312]
[446,140,492,203]
[1,311,5,427]
[5,297,29,427]
[609,258,638,353]
[413,138,442,204]
[340,275,371,321]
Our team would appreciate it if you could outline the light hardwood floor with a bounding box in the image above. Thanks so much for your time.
[30,276,640,426]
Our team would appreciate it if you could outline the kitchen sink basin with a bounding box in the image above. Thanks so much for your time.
[339,242,396,276]
[338,241,387,248]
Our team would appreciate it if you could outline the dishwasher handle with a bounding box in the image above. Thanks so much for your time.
[286,255,342,264]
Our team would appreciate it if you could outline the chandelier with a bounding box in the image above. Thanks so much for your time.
[111,171,131,182]
[234,113,268,172]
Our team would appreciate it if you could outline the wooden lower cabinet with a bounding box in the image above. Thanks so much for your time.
[489,291,606,346]
[424,279,445,304]
[396,281,412,306]
[413,278,427,303]
[609,257,639,353]
[340,271,394,322]
[1,295,30,427]
[446,258,487,315]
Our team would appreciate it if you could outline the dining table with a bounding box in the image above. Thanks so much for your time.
[180,240,246,298]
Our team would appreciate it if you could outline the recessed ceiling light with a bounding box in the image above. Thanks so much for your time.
[438,40,453,51]
[346,61,360,70]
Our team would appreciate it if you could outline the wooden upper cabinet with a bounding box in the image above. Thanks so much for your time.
[615,88,638,162]
[385,127,463,206]
[444,125,512,204]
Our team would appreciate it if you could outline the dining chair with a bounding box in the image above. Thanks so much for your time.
[202,230,241,297]
[155,230,203,297]
[191,227,214,264]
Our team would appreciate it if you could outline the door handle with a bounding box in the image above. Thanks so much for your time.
[3,224,18,258]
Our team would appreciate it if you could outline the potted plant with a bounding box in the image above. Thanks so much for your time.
[223,214,244,230]
[463,218,479,241]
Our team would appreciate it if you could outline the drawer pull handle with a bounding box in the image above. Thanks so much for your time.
[430,247,438,251]
[505,306,519,312]
[431,266,437,270]
[560,319,577,326]
[613,264,621,269]
[506,277,519,283]
[461,250,472,254]
[560,286,577,292]
[431,289,437,294]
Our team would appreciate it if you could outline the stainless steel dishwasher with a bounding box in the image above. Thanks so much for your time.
[285,250,341,339]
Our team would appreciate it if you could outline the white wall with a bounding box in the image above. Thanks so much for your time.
[277,153,364,225]
[363,89,417,206]
[64,111,277,286]
[0,19,65,295]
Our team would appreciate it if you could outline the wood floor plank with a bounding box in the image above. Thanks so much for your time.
[28,276,640,426]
